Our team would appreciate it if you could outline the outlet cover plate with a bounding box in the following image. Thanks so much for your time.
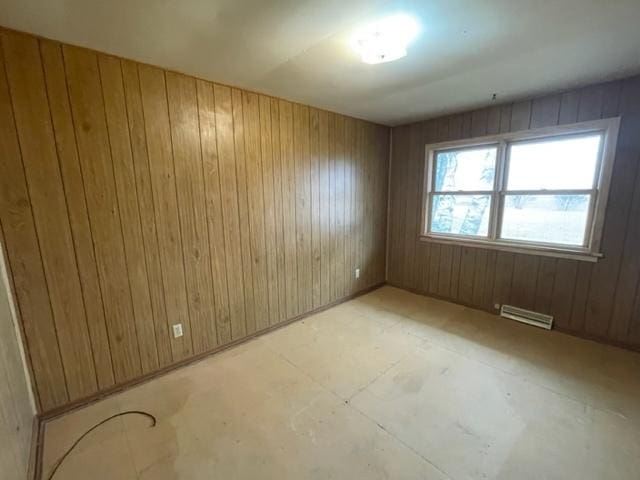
[172,324,183,338]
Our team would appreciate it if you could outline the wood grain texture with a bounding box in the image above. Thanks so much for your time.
[0,240,34,480]
[64,45,145,385]
[3,32,98,400]
[100,54,160,374]
[270,98,288,323]
[0,35,67,411]
[213,84,247,340]
[41,40,116,389]
[242,91,270,332]
[196,79,231,344]
[0,28,389,412]
[232,88,257,334]
[388,75,640,350]
[293,103,313,312]
[279,100,300,318]
[166,71,219,353]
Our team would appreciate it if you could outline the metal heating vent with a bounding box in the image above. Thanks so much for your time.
[500,305,553,330]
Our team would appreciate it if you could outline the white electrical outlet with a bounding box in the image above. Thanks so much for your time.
[172,323,183,338]
[494,303,501,310]
[355,268,360,279]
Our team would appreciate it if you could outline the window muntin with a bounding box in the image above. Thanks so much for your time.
[422,119,619,259]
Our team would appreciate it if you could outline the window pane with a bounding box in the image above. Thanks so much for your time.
[431,194,491,237]
[507,134,601,190]
[500,194,590,246]
[435,146,497,191]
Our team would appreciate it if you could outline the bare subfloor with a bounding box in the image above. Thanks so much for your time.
[41,286,640,479]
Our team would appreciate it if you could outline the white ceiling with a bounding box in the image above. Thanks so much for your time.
[1,0,639,126]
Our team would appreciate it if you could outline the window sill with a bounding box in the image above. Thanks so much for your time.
[419,235,602,262]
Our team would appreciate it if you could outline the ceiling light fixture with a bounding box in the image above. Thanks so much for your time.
[351,14,419,65]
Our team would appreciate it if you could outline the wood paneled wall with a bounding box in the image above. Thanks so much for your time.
[0,241,34,480]
[0,28,390,412]
[388,75,640,350]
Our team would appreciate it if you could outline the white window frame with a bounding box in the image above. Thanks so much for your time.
[420,117,621,262]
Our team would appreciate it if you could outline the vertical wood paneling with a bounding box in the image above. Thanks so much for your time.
[450,247,462,300]
[64,45,142,383]
[372,124,385,284]
[120,61,173,366]
[402,122,421,288]
[0,241,34,479]
[240,91,269,332]
[550,259,578,330]
[509,258,539,310]
[0,34,68,410]
[0,29,390,412]
[419,122,435,294]
[343,117,354,294]
[367,122,382,287]
[459,247,476,304]
[40,41,116,388]
[471,250,488,306]
[534,258,557,314]
[259,95,280,326]
[3,33,98,400]
[279,100,299,317]
[584,85,640,338]
[362,121,372,288]
[487,106,501,134]
[166,72,219,352]
[558,91,580,124]
[610,138,640,339]
[334,114,346,298]
[231,89,257,334]
[530,95,561,128]
[196,80,232,343]
[319,110,331,304]
[576,83,612,337]
[482,251,498,311]
[354,119,363,292]
[353,120,363,290]
[213,84,247,339]
[328,113,338,300]
[270,98,288,322]
[294,104,313,310]
[99,55,160,373]
[420,122,434,292]
[510,100,532,131]
[387,125,409,285]
[310,109,322,307]
[499,105,512,133]
[379,125,391,281]
[389,74,640,351]
[138,64,194,360]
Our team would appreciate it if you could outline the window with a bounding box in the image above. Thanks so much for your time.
[422,118,620,260]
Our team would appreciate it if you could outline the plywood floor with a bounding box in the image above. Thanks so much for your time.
[40,286,640,480]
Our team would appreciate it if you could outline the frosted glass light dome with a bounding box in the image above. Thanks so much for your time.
[351,14,419,64]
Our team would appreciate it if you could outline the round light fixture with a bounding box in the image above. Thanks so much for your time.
[351,14,419,65]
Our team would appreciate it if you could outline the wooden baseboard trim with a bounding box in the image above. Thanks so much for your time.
[32,282,384,479]
[385,281,640,353]
[385,281,499,313]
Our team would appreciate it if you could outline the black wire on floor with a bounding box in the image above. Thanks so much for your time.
[46,410,157,480]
